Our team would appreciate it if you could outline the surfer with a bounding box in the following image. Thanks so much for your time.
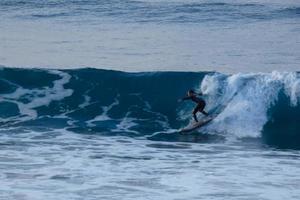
[178,89,208,122]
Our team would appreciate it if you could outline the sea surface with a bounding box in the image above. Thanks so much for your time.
[0,1,300,200]
[1,0,300,72]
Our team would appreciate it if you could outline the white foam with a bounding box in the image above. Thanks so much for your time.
[112,112,139,134]
[78,94,91,109]
[200,71,300,138]
[86,97,120,127]
[2,70,73,122]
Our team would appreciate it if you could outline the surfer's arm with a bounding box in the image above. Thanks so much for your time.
[178,96,191,102]
[182,96,191,100]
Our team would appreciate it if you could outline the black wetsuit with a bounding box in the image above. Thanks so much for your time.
[182,94,208,122]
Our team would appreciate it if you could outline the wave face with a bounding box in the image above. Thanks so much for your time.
[0,67,299,148]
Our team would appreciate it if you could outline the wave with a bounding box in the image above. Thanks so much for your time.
[0,67,299,148]
[199,72,300,149]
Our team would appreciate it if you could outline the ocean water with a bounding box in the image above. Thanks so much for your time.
[0,68,299,200]
[0,1,300,200]
[0,0,299,72]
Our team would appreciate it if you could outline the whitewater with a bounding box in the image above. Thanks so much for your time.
[0,0,300,200]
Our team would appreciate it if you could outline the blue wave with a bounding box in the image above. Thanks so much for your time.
[0,67,299,149]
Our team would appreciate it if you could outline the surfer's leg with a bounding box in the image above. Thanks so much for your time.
[193,113,198,122]
[192,108,199,122]
[198,101,208,116]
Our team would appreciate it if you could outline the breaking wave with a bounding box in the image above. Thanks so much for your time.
[0,67,299,148]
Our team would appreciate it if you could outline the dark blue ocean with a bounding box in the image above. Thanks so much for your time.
[0,1,300,200]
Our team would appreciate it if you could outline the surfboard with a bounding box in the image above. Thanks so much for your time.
[179,116,214,133]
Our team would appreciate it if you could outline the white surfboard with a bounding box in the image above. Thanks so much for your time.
[179,116,214,133]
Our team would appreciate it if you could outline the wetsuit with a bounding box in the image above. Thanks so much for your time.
[182,94,208,122]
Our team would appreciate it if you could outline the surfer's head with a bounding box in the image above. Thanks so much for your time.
[187,89,195,96]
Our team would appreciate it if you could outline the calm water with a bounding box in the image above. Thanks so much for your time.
[0,0,299,72]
